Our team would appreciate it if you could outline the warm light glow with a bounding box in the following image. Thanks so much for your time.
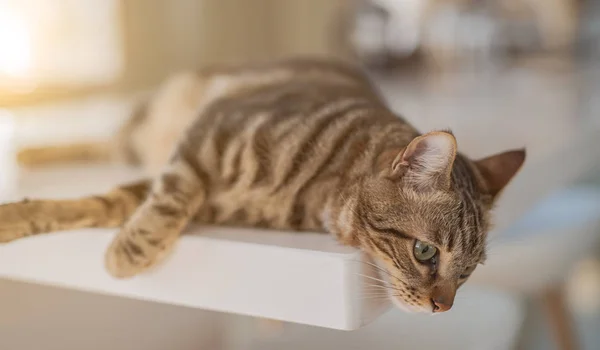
[0,0,123,90]
[0,8,32,78]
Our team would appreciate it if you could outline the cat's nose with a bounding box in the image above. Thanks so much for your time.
[431,296,453,313]
[431,285,456,313]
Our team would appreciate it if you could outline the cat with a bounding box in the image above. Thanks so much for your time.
[2,58,525,313]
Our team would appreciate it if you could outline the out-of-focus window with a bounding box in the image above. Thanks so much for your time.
[0,0,123,95]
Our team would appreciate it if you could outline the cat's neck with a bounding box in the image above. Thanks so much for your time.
[321,177,364,246]
[318,115,419,241]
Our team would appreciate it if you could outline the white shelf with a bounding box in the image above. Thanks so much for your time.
[0,225,389,330]
[0,165,390,330]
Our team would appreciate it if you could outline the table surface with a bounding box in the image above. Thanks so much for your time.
[2,63,600,329]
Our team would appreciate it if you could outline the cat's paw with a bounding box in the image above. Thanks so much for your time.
[104,229,174,278]
[0,229,22,243]
[0,201,34,243]
[0,223,23,243]
[105,238,152,278]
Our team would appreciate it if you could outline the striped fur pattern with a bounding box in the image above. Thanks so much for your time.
[1,59,525,313]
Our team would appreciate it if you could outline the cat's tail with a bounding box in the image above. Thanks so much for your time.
[16,141,115,168]
[0,180,150,243]
[16,97,149,169]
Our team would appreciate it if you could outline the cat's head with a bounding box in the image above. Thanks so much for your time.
[351,131,525,313]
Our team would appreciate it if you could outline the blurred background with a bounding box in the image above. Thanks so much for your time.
[1,0,600,349]
[1,0,597,106]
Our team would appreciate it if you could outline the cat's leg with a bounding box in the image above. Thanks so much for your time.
[104,155,206,278]
[0,180,150,243]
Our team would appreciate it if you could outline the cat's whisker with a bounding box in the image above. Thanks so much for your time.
[352,259,385,272]
[360,296,392,301]
[360,293,399,300]
[363,283,394,289]
[363,281,388,287]
[358,273,391,286]
[359,296,389,301]
[359,293,402,300]
[363,283,403,292]
[362,289,397,295]
[360,291,394,296]
[352,259,403,284]
[357,273,393,287]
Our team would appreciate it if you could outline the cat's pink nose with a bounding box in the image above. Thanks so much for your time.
[431,285,456,313]
[431,296,453,313]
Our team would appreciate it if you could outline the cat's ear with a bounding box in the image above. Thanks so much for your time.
[391,131,457,191]
[474,149,526,198]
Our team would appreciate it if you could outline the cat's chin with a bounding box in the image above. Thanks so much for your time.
[389,294,432,314]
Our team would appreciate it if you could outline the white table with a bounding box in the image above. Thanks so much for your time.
[1,63,599,331]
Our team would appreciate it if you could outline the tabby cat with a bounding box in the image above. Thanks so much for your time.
[2,59,525,313]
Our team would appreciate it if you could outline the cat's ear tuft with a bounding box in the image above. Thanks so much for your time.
[475,148,526,199]
[391,131,457,190]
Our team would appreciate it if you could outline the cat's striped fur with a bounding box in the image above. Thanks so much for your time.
[2,59,525,313]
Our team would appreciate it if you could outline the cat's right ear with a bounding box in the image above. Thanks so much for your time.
[389,131,457,191]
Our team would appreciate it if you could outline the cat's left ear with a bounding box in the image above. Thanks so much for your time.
[474,149,526,199]
[390,131,457,191]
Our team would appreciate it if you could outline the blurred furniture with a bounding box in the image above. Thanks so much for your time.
[471,186,600,350]
[343,0,581,71]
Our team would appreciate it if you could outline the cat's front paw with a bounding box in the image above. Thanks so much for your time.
[104,229,174,278]
[105,238,152,278]
[0,229,22,243]
[0,201,35,243]
[0,224,24,243]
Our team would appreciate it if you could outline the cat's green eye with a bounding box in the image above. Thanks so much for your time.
[413,240,437,262]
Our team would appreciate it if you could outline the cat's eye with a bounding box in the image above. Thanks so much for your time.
[413,240,437,262]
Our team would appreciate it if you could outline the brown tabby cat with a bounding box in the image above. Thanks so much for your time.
[2,59,525,313]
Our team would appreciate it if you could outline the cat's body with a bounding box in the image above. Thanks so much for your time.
[119,60,412,232]
[3,58,525,313]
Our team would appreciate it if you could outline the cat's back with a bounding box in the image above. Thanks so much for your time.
[130,58,383,174]
[178,59,410,231]
[195,58,381,107]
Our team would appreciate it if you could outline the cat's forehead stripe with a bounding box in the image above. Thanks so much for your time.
[443,155,486,258]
